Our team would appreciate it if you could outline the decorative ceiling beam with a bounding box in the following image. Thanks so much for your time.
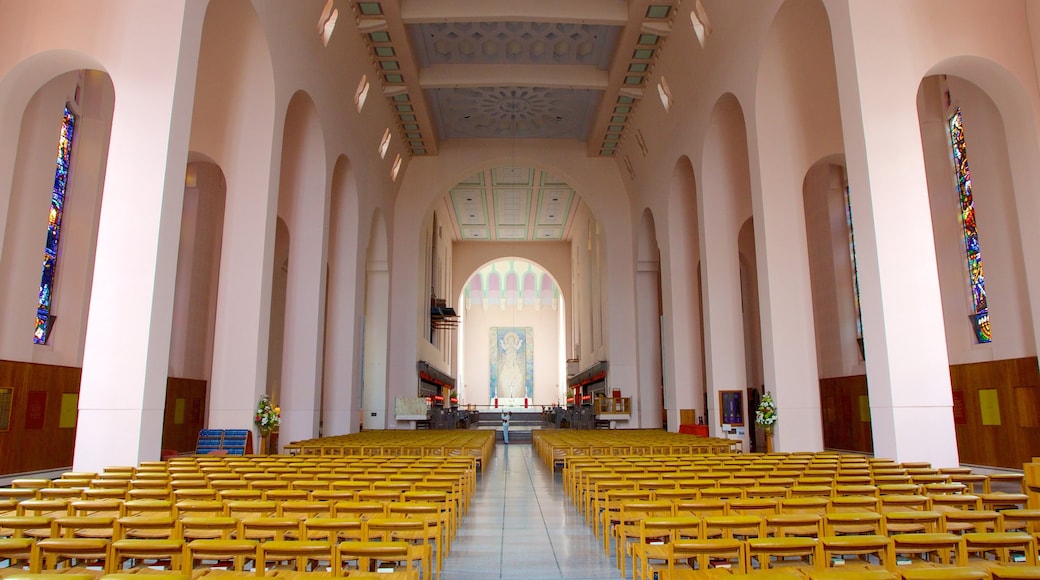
[400,0,628,25]
[420,64,608,90]
[586,0,677,157]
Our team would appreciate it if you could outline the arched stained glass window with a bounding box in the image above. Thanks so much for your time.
[34,104,76,345]
[843,184,864,359]
[949,107,991,343]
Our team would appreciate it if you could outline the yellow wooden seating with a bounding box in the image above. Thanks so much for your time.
[184,538,258,573]
[613,499,674,573]
[359,519,431,580]
[385,503,446,573]
[0,538,38,572]
[989,565,1040,578]
[334,540,413,577]
[889,532,966,568]
[108,537,184,574]
[963,532,1038,567]
[666,536,747,576]
[256,540,332,575]
[900,567,989,579]
[302,517,367,542]
[746,535,820,572]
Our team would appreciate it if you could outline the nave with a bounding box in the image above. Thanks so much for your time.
[441,443,616,580]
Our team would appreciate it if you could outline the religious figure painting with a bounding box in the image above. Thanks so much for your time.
[489,327,534,399]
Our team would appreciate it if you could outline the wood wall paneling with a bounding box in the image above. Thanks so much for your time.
[950,356,1040,469]
[0,359,80,475]
[162,377,207,454]
[818,374,873,454]
[0,360,210,474]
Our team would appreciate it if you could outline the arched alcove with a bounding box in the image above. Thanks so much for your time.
[635,209,664,428]
[323,154,362,435]
[273,90,328,449]
[362,210,390,429]
[917,70,1040,467]
[457,257,566,406]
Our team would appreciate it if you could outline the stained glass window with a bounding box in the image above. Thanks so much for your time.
[843,185,864,354]
[34,104,76,345]
[949,107,991,343]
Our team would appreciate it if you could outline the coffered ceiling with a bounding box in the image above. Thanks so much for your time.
[444,167,577,242]
[346,0,678,156]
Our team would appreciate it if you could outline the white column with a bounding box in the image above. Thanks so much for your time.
[322,166,363,436]
[74,1,204,471]
[635,260,663,428]
[276,101,329,450]
[698,204,747,441]
[363,259,390,429]
[829,1,958,466]
[662,188,703,429]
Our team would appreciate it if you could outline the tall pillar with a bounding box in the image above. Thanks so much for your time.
[698,201,747,441]
[828,1,957,466]
[635,260,663,428]
[747,144,824,453]
[276,98,329,450]
[363,259,390,429]
[74,1,205,471]
[322,163,362,436]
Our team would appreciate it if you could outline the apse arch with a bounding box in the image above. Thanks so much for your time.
[455,256,568,407]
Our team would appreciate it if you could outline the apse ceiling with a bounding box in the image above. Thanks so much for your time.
[442,167,577,242]
[346,0,679,156]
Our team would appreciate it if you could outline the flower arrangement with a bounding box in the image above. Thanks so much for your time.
[755,391,777,428]
[255,394,280,434]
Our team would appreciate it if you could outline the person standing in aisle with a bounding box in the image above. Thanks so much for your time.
[501,410,510,444]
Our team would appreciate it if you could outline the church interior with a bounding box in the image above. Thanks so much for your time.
[5,0,1040,577]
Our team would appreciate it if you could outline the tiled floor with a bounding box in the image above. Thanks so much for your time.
[441,442,619,579]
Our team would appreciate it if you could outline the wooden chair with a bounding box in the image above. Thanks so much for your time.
[631,516,700,580]
[183,538,258,574]
[255,540,333,575]
[334,540,413,577]
[889,532,966,569]
[746,535,820,573]
[363,518,433,580]
[612,499,674,574]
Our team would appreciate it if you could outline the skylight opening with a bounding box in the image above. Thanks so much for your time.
[378,128,391,159]
[657,76,673,112]
[391,154,402,181]
[354,75,370,112]
[690,0,712,48]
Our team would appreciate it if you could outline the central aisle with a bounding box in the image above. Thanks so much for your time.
[441,443,619,579]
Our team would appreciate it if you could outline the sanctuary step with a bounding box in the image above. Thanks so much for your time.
[475,410,543,443]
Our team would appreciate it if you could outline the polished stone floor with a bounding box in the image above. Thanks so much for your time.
[440,442,619,580]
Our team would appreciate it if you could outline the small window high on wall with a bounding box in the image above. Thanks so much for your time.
[689,0,712,47]
[354,75,370,112]
[948,107,991,344]
[318,0,339,47]
[657,76,672,112]
[34,104,77,345]
[378,128,391,158]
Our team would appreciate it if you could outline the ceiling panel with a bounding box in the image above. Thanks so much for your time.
[493,188,531,226]
[444,167,580,242]
[449,188,489,226]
